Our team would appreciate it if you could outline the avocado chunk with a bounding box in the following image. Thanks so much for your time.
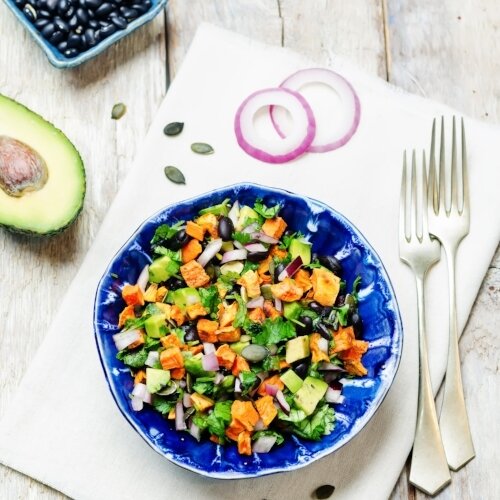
[166,287,201,311]
[285,335,310,364]
[289,238,312,265]
[236,205,260,231]
[280,369,304,394]
[229,340,250,355]
[146,368,171,394]
[184,353,210,377]
[0,94,85,235]
[283,301,303,321]
[148,255,180,283]
[144,314,168,338]
[294,376,328,416]
[199,198,230,216]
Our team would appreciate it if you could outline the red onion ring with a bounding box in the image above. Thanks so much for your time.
[271,68,361,153]
[234,87,316,164]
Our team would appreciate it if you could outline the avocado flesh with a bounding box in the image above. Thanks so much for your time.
[0,94,85,235]
[280,369,303,394]
[285,335,310,364]
[294,376,328,416]
[289,238,312,265]
[146,368,170,394]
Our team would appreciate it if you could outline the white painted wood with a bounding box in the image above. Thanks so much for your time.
[0,0,498,498]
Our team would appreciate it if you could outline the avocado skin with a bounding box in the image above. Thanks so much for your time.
[0,94,86,236]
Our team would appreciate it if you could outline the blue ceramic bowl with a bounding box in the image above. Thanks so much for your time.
[94,183,403,478]
[4,0,167,69]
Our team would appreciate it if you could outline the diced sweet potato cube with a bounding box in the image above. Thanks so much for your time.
[331,326,355,354]
[343,360,368,376]
[160,334,182,349]
[210,435,220,444]
[231,400,259,431]
[270,277,304,302]
[197,318,218,343]
[134,369,146,385]
[188,344,204,355]
[238,431,252,456]
[237,270,261,298]
[257,374,284,396]
[260,273,272,284]
[270,245,288,259]
[311,267,340,307]
[225,419,245,442]
[186,302,208,320]
[155,302,171,317]
[263,300,281,319]
[262,217,287,239]
[248,307,265,323]
[216,326,241,343]
[143,283,158,302]
[294,269,312,292]
[218,301,238,327]
[216,344,237,370]
[170,304,185,326]
[118,305,135,328]
[185,221,204,241]
[310,332,330,363]
[255,395,278,427]
[191,393,214,412]
[340,339,369,361]
[258,254,272,275]
[156,286,168,302]
[279,359,290,370]
[196,213,219,239]
[170,367,186,380]
[122,284,144,306]
[168,408,175,420]
[232,355,251,376]
[160,346,184,370]
[180,260,210,288]
[182,239,203,263]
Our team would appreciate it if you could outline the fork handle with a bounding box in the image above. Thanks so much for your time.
[439,246,475,470]
[409,276,451,496]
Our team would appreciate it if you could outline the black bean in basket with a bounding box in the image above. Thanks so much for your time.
[15,0,154,59]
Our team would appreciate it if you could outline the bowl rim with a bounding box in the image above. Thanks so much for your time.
[93,182,403,478]
[4,0,167,69]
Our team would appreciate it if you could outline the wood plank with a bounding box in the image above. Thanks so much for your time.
[387,1,500,498]
[0,3,167,498]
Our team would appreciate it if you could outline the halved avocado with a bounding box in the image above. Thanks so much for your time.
[0,94,85,235]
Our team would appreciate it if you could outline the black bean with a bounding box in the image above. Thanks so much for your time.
[247,251,269,263]
[53,17,69,32]
[57,40,68,52]
[57,0,68,15]
[45,0,58,11]
[68,15,78,28]
[99,23,117,38]
[351,312,363,338]
[67,31,82,48]
[294,362,308,379]
[88,19,99,28]
[84,28,96,46]
[335,294,345,306]
[14,0,24,8]
[183,325,199,343]
[318,255,343,276]
[309,301,324,314]
[166,277,184,291]
[41,23,55,39]
[63,5,75,19]
[49,30,65,44]
[23,6,37,22]
[75,7,88,24]
[131,2,149,14]
[85,0,101,9]
[95,3,113,18]
[218,216,234,241]
[34,18,50,29]
[111,15,127,30]
[63,48,79,58]
[317,322,332,340]
[120,7,139,21]
[296,315,313,335]
[164,229,189,250]
[37,9,52,18]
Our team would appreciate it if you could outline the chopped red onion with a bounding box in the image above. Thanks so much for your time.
[175,402,187,431]
[188,421,202,441]
[265,384,279,397]
[234,377,242,393]
[276,389,290,414]
[331,380,343,391]
[274,298,283,312]
[253,435,277,453]
[183,392,193,408]
[131,396,144,412]
[197,238,223,267]
[254,418,266,431]
[113,329,141,351]
[132,383,147,400]
[228,200,240,226]
[202,352,219,371]
[242,222,259,234]
[214,372,225,385]
[145,351,159,368]
[251,232,279,245]
[221,249,248,264]
[336,395,345,405]
[325,387,342,403]
[318,337,329,355]
[245,243,267,253]
[278,256,303,281]
[178,380,187,389]
[136,265,150,293]
[233,240,244,250]
[319,362,346,372]
[246,296,264,309]
[203,342,216,355]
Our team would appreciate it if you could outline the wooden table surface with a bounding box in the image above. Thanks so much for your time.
[0,1,498,499]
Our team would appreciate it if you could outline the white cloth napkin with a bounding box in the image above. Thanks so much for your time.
[1,24,499,500]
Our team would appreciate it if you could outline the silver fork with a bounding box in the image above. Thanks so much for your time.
[428,117,475,470]
[399,150,451,496]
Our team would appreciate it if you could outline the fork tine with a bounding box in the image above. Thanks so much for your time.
[451,116,458,212]
[461,117,470,215]
[411,150,418,239]
[400,151,408,240]
[429,119,438,213]
[422,150,429,235]
[439,116,446,213]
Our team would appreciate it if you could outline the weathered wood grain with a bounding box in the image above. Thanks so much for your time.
[0,2,167,498]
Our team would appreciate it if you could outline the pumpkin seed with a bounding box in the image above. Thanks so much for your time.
[110,273,119,279]
[163,122,184,136]
[111,103,126,120]
[241,344,269,363]
[315,484,335,499]
[164,166,186,185]
[191,142,214,155]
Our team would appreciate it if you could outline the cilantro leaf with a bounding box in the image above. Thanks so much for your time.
[206,400,232,438]
[304,259,322,270]
[153,246,182,262]
[335,304,350,327]
[193,412,209,430]
[116,348,148,367]
[262,355,281,372]
[123,314,150,330]
[289,405,335,440]
[193,380,214,395]
[199,285,221,314]
[151,220,184,246]
[252,317,296,346]
[253,198,281,219]
[242,260,259,273]
[152,396,175,415]
[232,232,252,245]
[217,271,241,285]
[239,371,258,394]
[278,408,307,423]
[233,294,247,328]
[252,430,285,446]
[351,275,362,302]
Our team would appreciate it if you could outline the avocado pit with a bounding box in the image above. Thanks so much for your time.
[0,135,48,197]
